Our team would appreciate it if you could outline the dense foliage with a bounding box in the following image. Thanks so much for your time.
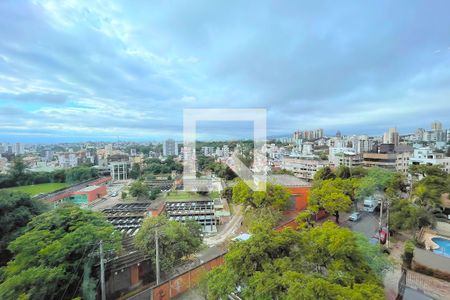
[205,222,387,300]
[134,216,203,272]
[197,155,237,180]
[0,157,98,189]
[232,179,291,211]
[0,205,121,300]
[144,157,182,175]
[389,165,450,231]
[308,178,354,223]
[0,191,47,266]
[129,180,150,200]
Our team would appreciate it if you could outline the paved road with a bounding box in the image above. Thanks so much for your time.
[204,205,243,246]
[90,182,128,210]
[344,210,381,237]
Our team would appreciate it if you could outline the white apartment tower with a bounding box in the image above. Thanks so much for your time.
[383,128,399,146]
[163,139,178,156]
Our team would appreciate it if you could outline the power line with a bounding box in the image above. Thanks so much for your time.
[60,244,93,300]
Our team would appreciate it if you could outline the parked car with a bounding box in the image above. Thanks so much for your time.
[348,212,361,222]
[372,227,389,244]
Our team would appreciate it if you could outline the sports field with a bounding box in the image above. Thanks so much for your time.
[3,183,68,196]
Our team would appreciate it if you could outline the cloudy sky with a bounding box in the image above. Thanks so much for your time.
[1,0,450,143]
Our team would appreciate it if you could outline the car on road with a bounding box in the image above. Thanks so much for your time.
[110,192,118,197]
[348,212,361,222]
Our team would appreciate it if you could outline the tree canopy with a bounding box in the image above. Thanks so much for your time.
[134,216,203,273]
[356,167,398,199]
[0,205,121,300]
[313,166,336,181]
[0,158,98,190]
[144,156,182,175]
[232,179,291,211]
[205,222,387,300]
[0,191,47,266]
[308,178,353,223]
[129,180,150,200]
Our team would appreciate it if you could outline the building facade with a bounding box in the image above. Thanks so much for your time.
[163,139,178,156]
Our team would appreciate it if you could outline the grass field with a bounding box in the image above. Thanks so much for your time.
[3,183,68,196]
[164,191,204,201]
[163,190,221,201]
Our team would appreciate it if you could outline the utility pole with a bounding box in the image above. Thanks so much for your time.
[386,201,390,248]
[155,228,160,285]
[100,240,106,300]
[379,195,383,245]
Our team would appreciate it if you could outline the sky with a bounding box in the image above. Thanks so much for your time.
[1,0,450,143]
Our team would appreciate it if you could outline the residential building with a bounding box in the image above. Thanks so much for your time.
[202,146,215,156]
[293,128,324,141]
[57,152,78,168]
[222,145,230,157]
[105,144,113,155]
[432,121,443,131]
[163,139,178,156]
[409,147,450,173]
[331,152,363,168]
[0,157,8,174]
[44,150,54,162]
[383,128,399,146]
[362,144,412,173]
[281,156,329,180]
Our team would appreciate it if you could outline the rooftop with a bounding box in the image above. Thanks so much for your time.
[78,185,102,192]
[267,174,311,187]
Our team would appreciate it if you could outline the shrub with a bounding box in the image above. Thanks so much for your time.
[402,240,415,268]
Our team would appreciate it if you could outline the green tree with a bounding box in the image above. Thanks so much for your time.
[402,240,415,268]
[244,207,281,233]
[308,178,353,223]
[409,164,447,178]
[149,187,161,200]
[9,156,27,185]
[134,216,203,272]
[336,165,351,179]
[0,205,121,300]
[65,166,98,184]
[390,198,434,232]
[221,186,233,202]
[129,163,142,179]
[206,222,386,300]
[0,191,47,266]
[232,179,290,211]
[129,180,150,200]
[357,167,397,199]
[313,166,336,181]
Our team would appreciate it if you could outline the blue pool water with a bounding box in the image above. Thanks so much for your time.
[432,237,450,258]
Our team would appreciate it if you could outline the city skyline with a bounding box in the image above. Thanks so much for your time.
[1,1,450,142]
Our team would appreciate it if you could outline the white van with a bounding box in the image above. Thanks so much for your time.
[363,197,378,212]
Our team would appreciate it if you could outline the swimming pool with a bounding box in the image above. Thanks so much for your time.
[431,237,450,258]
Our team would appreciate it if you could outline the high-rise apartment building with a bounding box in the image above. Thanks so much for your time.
[12,143,25,155]
[293,128,324,141]
[163,139,178,156]
[431,121,442,131]
[383,128,399,146]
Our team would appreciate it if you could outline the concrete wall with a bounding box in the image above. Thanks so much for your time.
[150,254,225,299]
[287,186,310,211]
[436,222,450,237]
